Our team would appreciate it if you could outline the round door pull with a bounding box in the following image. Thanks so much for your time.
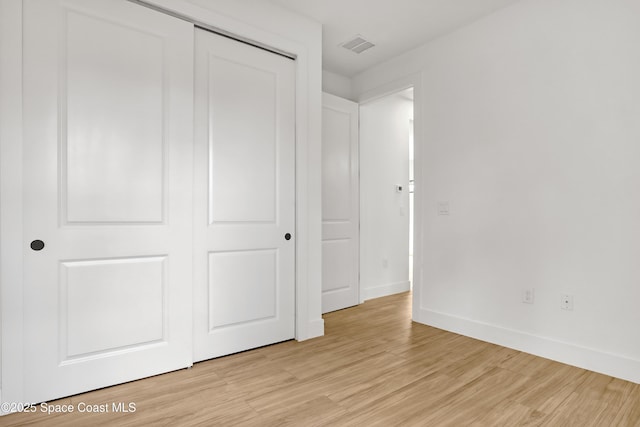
[30,240,45,251]
[284,233,292,241]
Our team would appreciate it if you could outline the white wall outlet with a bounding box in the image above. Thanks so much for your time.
[561,294,574,310]
[437,201,450,216]
[382,258,389,269]
[522,288,534,304]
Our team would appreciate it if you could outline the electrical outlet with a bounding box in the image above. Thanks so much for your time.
[522,288,534,304]
[561,294,573,311]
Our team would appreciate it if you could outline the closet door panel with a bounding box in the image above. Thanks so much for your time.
[22,0,194,403]
[193,29,296,361]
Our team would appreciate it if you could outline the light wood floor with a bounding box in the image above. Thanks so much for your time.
[3,292,639,426]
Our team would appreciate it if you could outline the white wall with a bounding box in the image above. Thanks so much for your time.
[322,70,353,101]
[360,94,413,301]
[353,0,640,383]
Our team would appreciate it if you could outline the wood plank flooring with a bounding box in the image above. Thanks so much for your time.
[2,292,639,426]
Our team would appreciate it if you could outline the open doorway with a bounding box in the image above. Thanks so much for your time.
[359,88,414,301]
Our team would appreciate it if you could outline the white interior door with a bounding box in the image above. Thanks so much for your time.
[22,0,194,403]
[321,93,360,313]
[193,29,296,361]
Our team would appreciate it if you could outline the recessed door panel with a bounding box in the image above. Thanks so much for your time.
[208,250,277,329]
[22,0,193,403]
[62,257,166,359]
[64,9,165,224]
[322,107,351,222]
[208,56,277,224]
[322,239,352,293]
[194,29,295,362]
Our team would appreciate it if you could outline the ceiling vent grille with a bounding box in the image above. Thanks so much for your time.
[340,35,375,54]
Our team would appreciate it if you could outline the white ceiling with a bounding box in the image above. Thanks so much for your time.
[267,0,523,77]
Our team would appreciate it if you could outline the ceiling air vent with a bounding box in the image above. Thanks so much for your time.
[340,35,375,54]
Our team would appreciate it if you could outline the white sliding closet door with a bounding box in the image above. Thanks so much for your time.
[193,29,296,361]
[321,93,360,313]
[22,0,194,403]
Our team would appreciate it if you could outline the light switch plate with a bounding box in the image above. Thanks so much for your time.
[437,201,450,216]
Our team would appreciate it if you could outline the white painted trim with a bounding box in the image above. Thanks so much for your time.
[307,319,325,340]
[357,73,424,323]
[416,307,640,385]
[357,74,417,105]
[0,0,25,409]
[363,281,411,302]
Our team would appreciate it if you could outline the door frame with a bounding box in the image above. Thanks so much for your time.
[0,0,26,406]
[356,73,424,322]
[0,0,322,407]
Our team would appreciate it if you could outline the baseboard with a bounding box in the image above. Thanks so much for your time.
[301,318,324,341]
[415,307,640,385]
[363,281,410,301]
